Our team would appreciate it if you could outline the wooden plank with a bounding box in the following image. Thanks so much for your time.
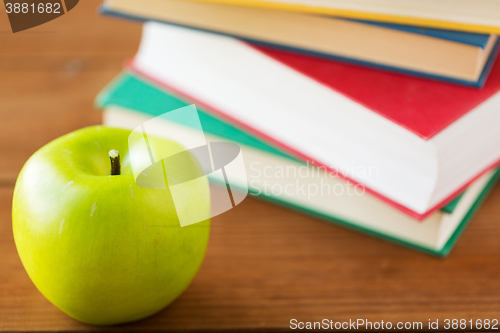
[0,57,121,152]
[1,185,500,331]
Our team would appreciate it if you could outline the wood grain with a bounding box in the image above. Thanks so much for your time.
[1,1,500,331]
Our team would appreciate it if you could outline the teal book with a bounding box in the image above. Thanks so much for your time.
[96,72,500,256]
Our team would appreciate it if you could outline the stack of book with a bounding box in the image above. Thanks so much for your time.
[97,0,500,256]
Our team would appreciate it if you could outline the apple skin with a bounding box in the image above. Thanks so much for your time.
[12,126,210,325]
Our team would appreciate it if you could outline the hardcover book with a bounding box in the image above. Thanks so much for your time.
[128,22,500,219]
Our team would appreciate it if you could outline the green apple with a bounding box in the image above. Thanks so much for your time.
[12,126,210,325]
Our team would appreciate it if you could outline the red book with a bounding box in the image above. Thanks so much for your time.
[130,22,500,219]
[255,44,500,139]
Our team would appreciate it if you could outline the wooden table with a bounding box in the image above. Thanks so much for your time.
[2,2,500,331]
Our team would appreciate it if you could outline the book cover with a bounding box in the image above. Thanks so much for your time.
[252,43,500,140]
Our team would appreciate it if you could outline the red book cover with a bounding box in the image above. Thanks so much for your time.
[252,44,500,139]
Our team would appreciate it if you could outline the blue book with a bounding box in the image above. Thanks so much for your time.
[100,0,499,87]
[353,20,491,48]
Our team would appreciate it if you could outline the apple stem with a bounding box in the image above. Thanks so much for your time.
[109,149,121,176]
